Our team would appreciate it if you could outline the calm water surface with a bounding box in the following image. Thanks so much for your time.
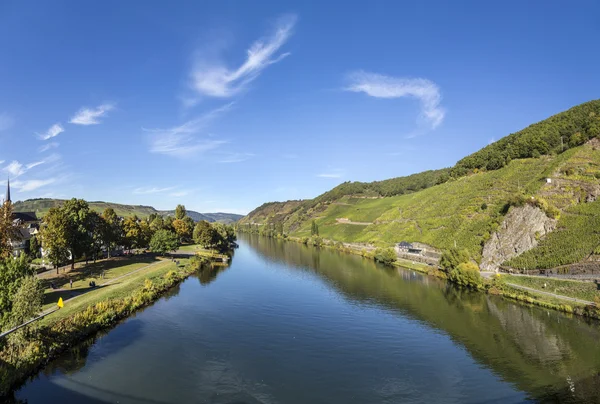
[14,234,600,403]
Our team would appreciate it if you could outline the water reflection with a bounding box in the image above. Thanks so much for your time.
[242,234,600,403]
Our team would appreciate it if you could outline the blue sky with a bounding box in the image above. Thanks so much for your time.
[1,1,599,214]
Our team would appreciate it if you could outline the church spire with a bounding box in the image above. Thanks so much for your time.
[5,177,10,203]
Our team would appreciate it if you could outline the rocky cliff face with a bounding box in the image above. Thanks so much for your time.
[480,204,557,271]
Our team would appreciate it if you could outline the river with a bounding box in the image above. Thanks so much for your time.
[13,234,600,403]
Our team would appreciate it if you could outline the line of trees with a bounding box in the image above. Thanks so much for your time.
[38,200,213,270]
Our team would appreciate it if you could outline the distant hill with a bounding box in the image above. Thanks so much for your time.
[161,210,243,224]
[240,99,600,271]
[12,199,243,224]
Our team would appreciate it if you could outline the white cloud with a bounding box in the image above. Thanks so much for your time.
[218,152,255,163]
[26,161,44,170]
[146,103,233,158]
[11,178,56,192]
[191,14,296,98]
[170,191,189,198]
[2,154,60,178]
[345,71,446,129]
[133,186,175,195]
[37,123,64,140]
[317,173,343,178]
[39,142,59,152]
[69,103,114,125]
[0,113,13,132]
[4,161,25,177]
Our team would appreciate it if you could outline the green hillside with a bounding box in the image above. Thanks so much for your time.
[240,100,600,268]
[12,199,242,223]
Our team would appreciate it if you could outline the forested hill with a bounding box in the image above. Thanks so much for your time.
[450,100,600,176]
[12,199,243,224]
[240,99,600,271]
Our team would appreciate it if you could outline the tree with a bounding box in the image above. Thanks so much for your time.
[7,276,43,329]
[87,211,104,263]
[149,215,165,232]
[163,216,175,232]
[311,220,319,236]
[149,229,180,256]
[172,219,192,243]
[138,220,153,248]
[213,223,236,247]
[193,221,220,248]
[440,248,471,272]
[0,255,34,326]
[374,248,397,266]
[40,207,70,272]
[122,215,141,251]
[0,200,19,259]
[175,204,187,220]
[62,198,93,270]
[101,208,121,258]
[29,234,41,259]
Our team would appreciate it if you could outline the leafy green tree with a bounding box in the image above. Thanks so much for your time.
[373,248,397,266]
[149,215,165,232]
[29,234,41,259]
[440,248,471,272]
[101,208,122,258]
[0,200,19,259]
[0,255,34,326]
[311,220,319,236]
[175,204,187,220]
[85,211,105,262]
[149,229,180,256]
[193,221,220,248]
[163,216,175,232]
[40,207,70,272]
[7,276,43,329]
[62,198,93,270]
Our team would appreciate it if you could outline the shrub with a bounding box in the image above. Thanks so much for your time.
[440,248,470,271]
[373,248,397,266]
[448,262,482,289]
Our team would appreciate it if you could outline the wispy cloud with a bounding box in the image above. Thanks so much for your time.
[0,113,13,132]
[133,186,175,195]
[317,169,344,179]
[218,152,255,163]
[11,178,56,192]
[146,103,233,158]
[345,71,445,130]
[39,142,59,152]
[37,123,64,140]
[4,161,25,177]
[170,191,189,198]
[191,14,296,99]
[2,154,60,178]
[69,103,114,125]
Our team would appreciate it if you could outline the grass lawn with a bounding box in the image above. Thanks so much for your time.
[41,258,189,325]
[178,244,202,252]
[503,274,600,303]
[39,255,162,311]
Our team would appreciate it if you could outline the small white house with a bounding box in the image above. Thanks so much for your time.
[546,178,552,184]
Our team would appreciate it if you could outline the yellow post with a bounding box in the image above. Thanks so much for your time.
[57,297,64,308]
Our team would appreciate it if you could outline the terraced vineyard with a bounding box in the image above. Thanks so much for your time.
[288,156,568,259]
[505,200,600,269]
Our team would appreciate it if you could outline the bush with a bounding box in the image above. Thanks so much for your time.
[440,248,470,271]
[448,262,482,289]
[373,248,397,266]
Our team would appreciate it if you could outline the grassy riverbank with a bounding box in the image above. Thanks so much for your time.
[0,255,208,398]
[503,274,599,303]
